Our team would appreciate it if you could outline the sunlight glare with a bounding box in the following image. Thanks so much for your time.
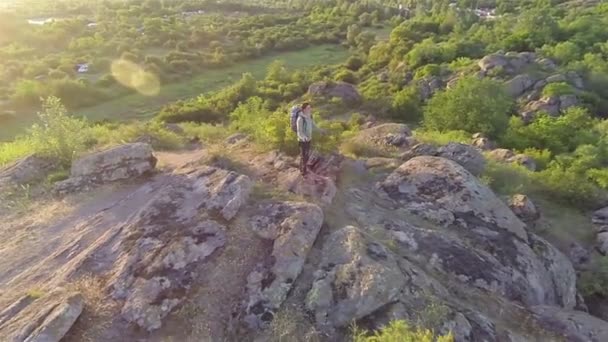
[110,59,160,96]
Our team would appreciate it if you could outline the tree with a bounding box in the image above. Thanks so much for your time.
[391,86,422,122]
[347,24,362,46]
[423,77,512,137]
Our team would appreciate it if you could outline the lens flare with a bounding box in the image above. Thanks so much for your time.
[111,59,160,96]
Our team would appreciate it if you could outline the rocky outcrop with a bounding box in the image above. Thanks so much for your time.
[108,166,251,331]
[354,123,414,148]
[306,226,408,329]
[505,74,535,97]
[531,305,608,341]
[379,156,577,308]
[0,290,83,342]
[471,136,496,151]
[417,76,443,101]
[487,149,536,171]
[256,151,344,205]
[0,154,59,189]
[400,143,438,161]
[597,232,608,255]
[55,143,157,194]
[244,202,323,328]
[308,81,361,103]
[478,51,537,75]
[437,143,486,176]
[401,142,485,176]
[521,94,579,121]
[509,194,540,224]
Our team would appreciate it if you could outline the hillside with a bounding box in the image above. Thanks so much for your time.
[2,0,608,341]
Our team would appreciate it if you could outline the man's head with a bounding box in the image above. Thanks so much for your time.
[301,102,312,115]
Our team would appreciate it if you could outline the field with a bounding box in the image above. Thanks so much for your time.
[0,44,349,141]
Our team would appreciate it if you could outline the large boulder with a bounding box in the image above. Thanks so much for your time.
[306,226,407,329]
[488,149,536,171]
[244,202,324,328]
[417,76,444,100]
[597,232,608,256]
[0,154,59,189]
[308,81,361,103]
[381,156,528,239]
[379,157,577,308]
[402,142,486,176]
[478,53,508,73]
[0,290,83,342]
[592,206,608,229]
[437,143,486,176]
[509,194,540,224]
[505,74,534,97]
[55,143,157,194]
[355,123,413,148]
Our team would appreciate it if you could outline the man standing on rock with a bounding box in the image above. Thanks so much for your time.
[296,102,314,176]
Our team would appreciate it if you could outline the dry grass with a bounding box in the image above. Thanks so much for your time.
[63,276,120,342]
[268,303,322,342]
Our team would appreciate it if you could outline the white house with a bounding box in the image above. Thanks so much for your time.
[76,63,89,73]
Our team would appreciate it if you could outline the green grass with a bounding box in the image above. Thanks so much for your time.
[0,44,349,142]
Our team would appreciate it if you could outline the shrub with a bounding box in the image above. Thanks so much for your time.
[28,96,89,166]
[423,77,512,138]
[579,256,608,297]
[335,69,357,84]
[542,82,575,97]
[501,108,597,155]
[391,86,422,122]
[414,64,441,80]
[90,121,186,150]
[352,320,454,342]
[345,55,365,71]
[413,129,471,146]
[180,122,229,143]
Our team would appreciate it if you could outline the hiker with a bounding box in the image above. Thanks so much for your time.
[291,102,315,176]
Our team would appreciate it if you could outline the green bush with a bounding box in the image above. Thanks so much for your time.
[501,107,597,155]
[27,96,88,166]
[414,64,441,80]
[423,77,512,138]
[352,320,454,342]
[542,82,575,97]
[579,257,608,297]
[391,86,422,122]
[413,129,471,146]
[335,68,357,84]
[345,55,365,71]
[180,122,229,144]
[90,121,186,150]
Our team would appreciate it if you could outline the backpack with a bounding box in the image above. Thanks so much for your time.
[290,105,302,133]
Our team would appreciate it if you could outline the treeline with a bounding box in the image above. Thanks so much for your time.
[0,0,395,110]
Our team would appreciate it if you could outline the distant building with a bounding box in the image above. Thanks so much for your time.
[27,18,55,25]
[76,63,89,73]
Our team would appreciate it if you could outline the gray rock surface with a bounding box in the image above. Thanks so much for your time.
[0,290,83,342]
[379,157,577,308]
[55,143,157,194]
[109,166,251,330]
[0,155,59,189]
[509,194,540,224]
[531,305,608,342]
[306,226,407,329]
[437,142,486,176]
[244,202,324,328]
[505,74,534,97]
